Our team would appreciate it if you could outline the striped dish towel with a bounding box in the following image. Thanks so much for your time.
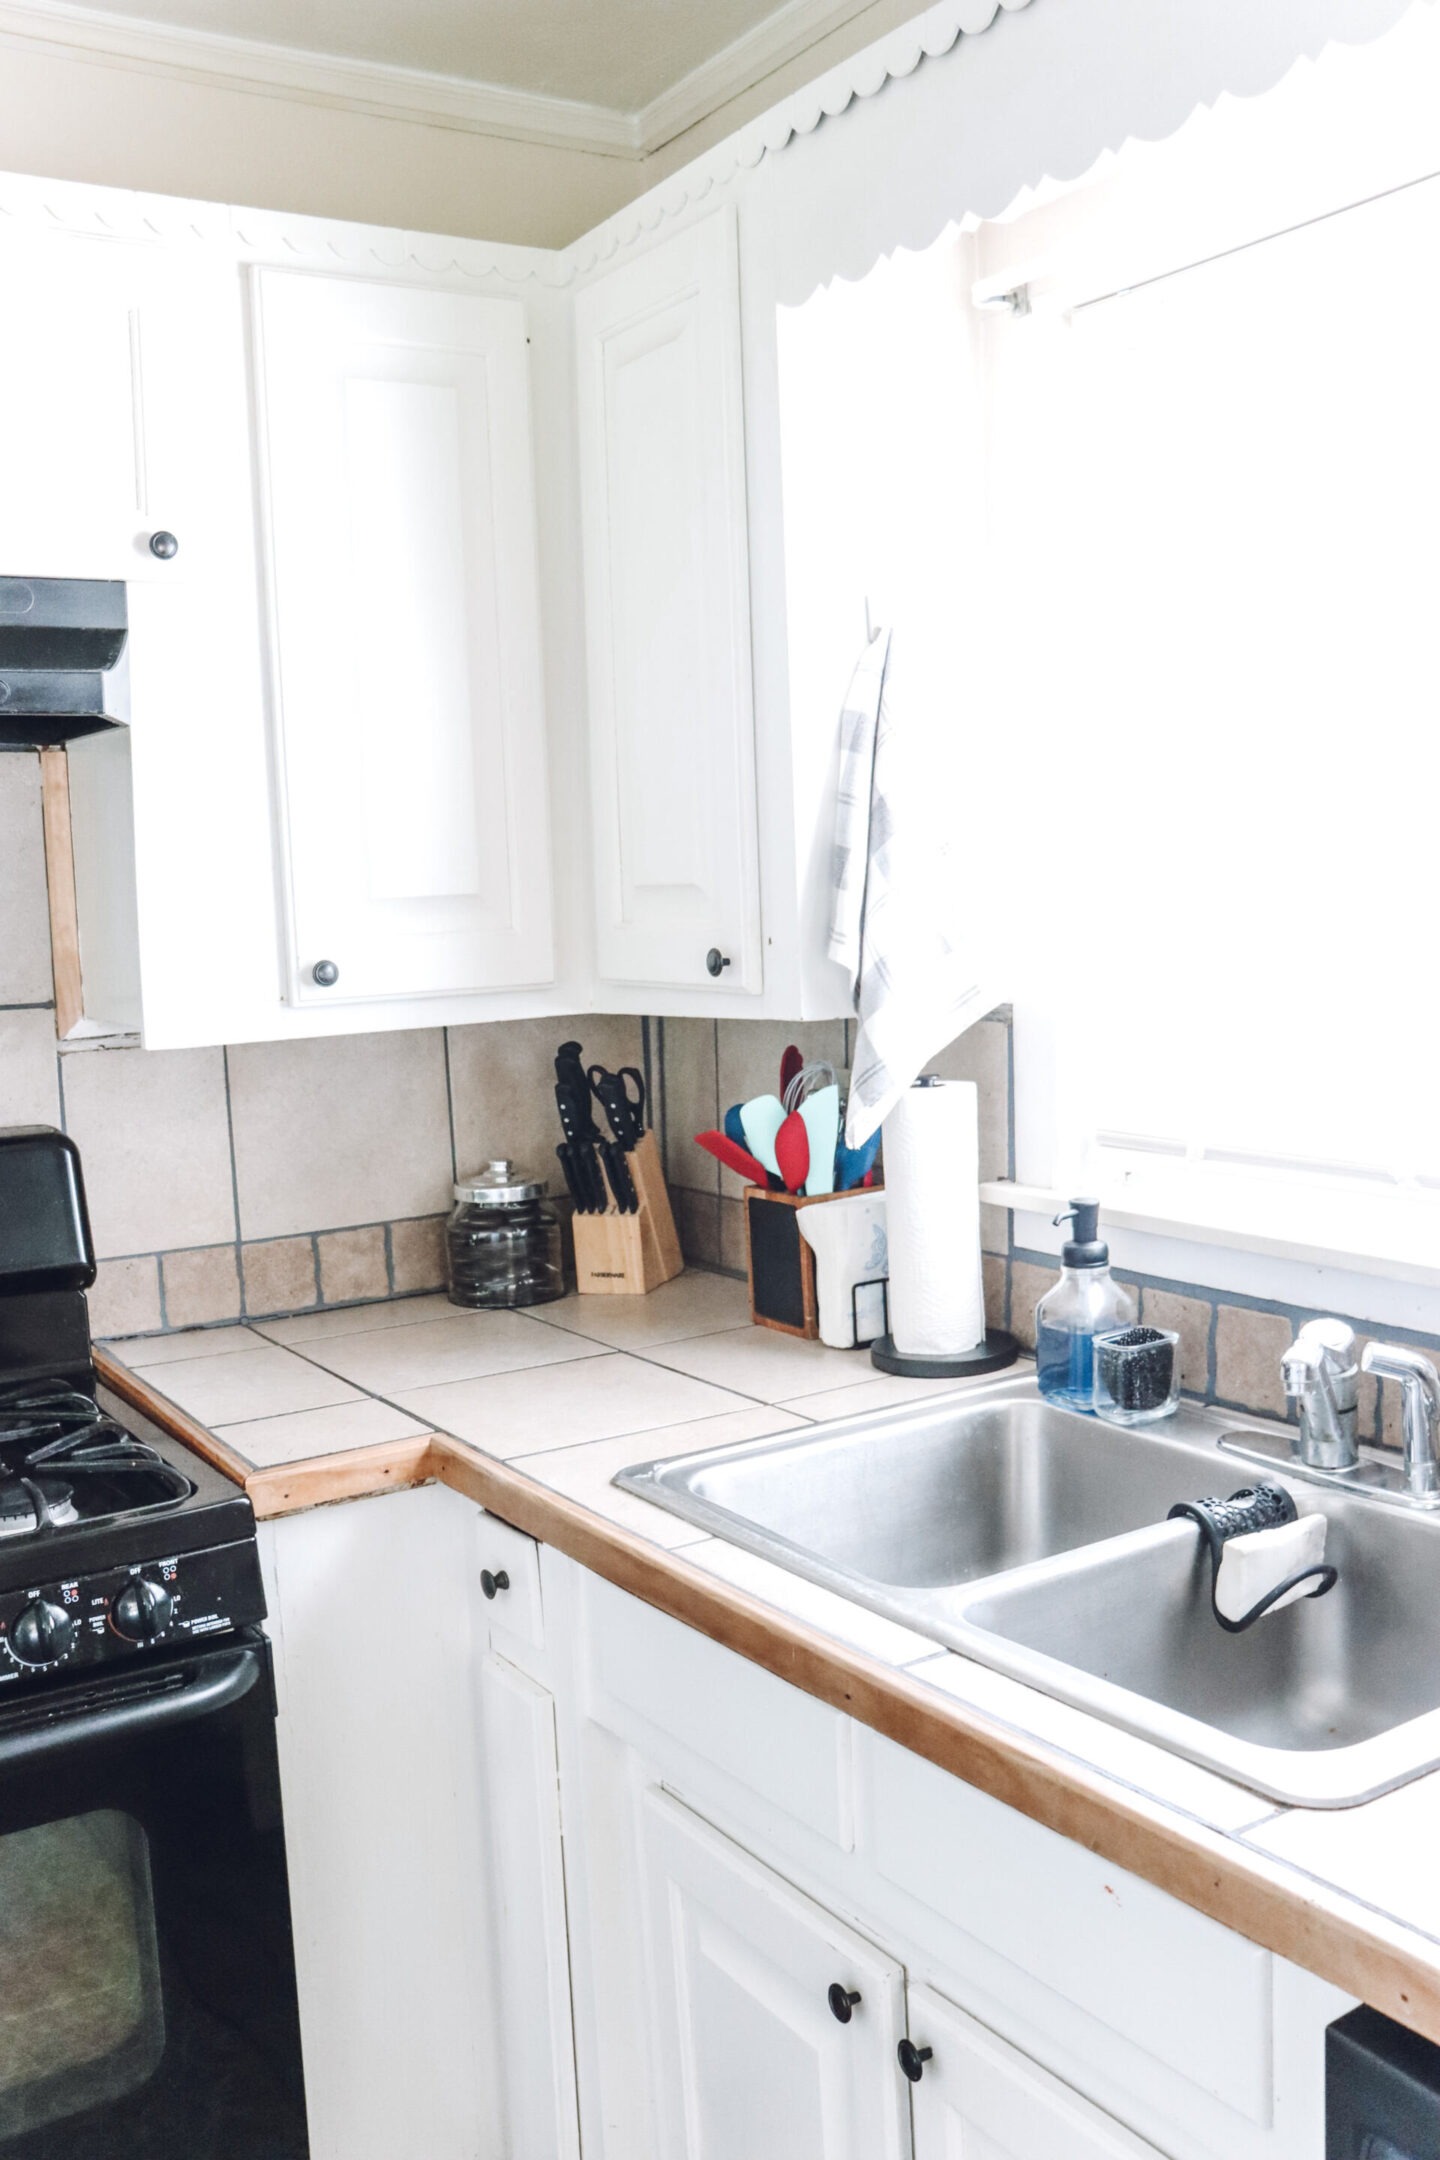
[828,628,992,1149]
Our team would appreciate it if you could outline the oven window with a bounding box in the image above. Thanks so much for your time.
[0,1810,164,2137]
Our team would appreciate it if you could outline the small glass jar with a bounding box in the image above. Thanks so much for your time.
[1093,1326,1181,1426]
[446,1162,563,1310]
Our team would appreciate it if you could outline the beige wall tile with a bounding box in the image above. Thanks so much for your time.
[661,1017,719,1195]
[242,1237,318,1318]
[719,1193,749,1276]
[1214,1305,1294,1416]
[716,1020,846,1198]
[391,1216,448,1295]
[319,1224,389,1304]
[228,1029,450,1242]
[62,1044,234,1257]
[447,1013,644,1194]
[672,1186,719,1269]
[929,1015,1010,1181]
[0,1008,59,1125]
[1140,1287,1213,1396]
[87,1254,162,1339]
[1009,1260,1056,1351]
[0,754,54,1004]
[161,1245,242,1330]
[980,1201,1008,1257]
[983,1253,1007,1334]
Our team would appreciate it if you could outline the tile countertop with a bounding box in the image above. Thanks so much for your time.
[96,1269,1440,2044]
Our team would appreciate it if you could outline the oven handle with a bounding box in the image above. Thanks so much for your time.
[0,1643,263,1768]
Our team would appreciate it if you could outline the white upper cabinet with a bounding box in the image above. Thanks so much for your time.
[251,271,554,1007]
[575,208,763,999]
[0,228,209,586]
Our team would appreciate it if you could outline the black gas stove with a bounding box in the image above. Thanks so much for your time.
[0,1124,306,2158]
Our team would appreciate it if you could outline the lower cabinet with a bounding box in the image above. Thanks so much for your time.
[639,1786,910,2159]
[907,1984,1165,2159]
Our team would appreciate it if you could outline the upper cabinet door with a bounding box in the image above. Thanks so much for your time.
[575,209,763,997]
[252,272,554,1007]
[0,232,208,583]
[639,1788,911,2160]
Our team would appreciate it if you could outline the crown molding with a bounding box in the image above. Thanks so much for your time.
[632,0,881,154]
[0,0,643,156]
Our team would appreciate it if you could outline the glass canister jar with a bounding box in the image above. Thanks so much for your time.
[446,1161,564,1309]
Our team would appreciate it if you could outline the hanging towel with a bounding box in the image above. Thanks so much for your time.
[828,628,992,1149]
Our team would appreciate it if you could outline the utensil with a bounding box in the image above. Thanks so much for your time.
[589,1063,646,1149]
[779,1044,804,1098]
[723,1104,748,1149]
[555,1143,586,1210]
[554,1041,599,1133]
[555,1087,607,1211]
[835,1128,882,1192]
[774,1110,810,1195]
[798,1083,839,1195]
[601,1140,639,1213]
[694,1131,772,1186]
[739,1095,786,1178]
[783,1059,837,1115]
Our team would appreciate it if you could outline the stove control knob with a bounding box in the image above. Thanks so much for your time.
[112,1578,174,1644]
[11,1598,77,1665]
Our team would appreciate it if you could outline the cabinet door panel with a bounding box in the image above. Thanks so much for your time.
[253,271,553,1005]
[908,1985,1165,2160]
[575,208,762,995]
[639,1787,909,2160]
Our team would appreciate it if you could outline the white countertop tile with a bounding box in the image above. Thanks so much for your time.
[780,1371,991,1422]
[215,1398,432,1467]
[395,1352,753,1457]
[292,1310,604,1394]
[131,1343,364,1426]
[1244,1772,1440,1938]
[533,1271,753,1350]
[642,1324,870,1402]
[520,1406,809,1548]
[253,1293,457,1345]
[109,1325,273,1367]
[680,1536,941,1667]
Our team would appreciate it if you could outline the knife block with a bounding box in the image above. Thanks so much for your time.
[572,1131,684,1296]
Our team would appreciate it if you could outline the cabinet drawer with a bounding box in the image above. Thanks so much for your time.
[865,1735,1273,2124]
[586,1577,853,1846]
[476,1513,545,1654]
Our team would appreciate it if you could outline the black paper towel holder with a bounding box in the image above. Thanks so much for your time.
[871,1329,1018,1378]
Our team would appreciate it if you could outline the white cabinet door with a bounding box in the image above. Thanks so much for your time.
[639,1787,910,2160]
[0,230,218,583]
[252,270,554,1006]
[907,1985,1168,2160]
[575,207,763,997]
[479,1652,581,2160]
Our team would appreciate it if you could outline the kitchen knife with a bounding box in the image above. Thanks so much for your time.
[555,1043,602,1139]
[589,1063,646,1149]
[556,1087,607,1210]
[555,1143,587,1211]
[602,1140,639,1213]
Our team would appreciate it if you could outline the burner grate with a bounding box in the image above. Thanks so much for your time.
[0,1379,193,1536]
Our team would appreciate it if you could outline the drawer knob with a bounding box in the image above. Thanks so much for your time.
[897,2039,933,2083]
[311,959,340,987]
[481,1569,510,1601]
[148,530,179,560]
[705,948,731,978]
[827,1984,861,2025]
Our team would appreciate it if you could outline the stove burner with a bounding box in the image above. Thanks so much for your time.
[0,1379,192,1537]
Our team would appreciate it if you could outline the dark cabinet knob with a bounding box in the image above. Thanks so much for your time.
[480,1569,510,1601]
[705,948,731,978]
[827,1984,861,2025]
[311,960,340,987]
[897,2039,933,2083]
[148,530,179,560]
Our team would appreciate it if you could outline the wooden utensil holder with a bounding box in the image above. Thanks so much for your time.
[572,1130,684,1296]
[745,1184,882,1340]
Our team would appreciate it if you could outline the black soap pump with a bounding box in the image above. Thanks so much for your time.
[1034,1199,1136,1410]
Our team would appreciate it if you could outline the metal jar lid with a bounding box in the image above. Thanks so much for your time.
[453,1160,546,1207]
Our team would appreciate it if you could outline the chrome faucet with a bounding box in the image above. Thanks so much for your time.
[1281,1319,1359,1472]
[1360,1343,1440,1504]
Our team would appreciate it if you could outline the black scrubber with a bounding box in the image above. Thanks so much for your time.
[1095,1325,1174,1413]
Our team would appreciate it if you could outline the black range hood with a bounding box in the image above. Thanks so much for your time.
[0,577,128,747]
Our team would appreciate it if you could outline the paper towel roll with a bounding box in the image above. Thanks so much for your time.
[883,1080,985,1356]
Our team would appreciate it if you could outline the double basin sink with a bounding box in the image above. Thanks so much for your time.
[617,1375,1440,1806]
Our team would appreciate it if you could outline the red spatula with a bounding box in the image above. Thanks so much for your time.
[779,1043,804,1099]
[694,1130,772,1185]
[774,1110,810,1195]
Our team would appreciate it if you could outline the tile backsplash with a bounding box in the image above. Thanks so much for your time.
[0,754,645,1339]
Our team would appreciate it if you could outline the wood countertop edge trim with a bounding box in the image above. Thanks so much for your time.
[94,1347,1440,2045]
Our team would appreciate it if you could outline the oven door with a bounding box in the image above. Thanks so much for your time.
[0,1629,308,2159]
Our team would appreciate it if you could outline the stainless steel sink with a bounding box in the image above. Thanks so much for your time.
[617,1373,1440,1805]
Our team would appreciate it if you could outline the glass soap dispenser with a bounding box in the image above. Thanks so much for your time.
[1035,1198,1136,1410]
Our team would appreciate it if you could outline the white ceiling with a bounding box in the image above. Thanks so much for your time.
[60,0,824,114]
